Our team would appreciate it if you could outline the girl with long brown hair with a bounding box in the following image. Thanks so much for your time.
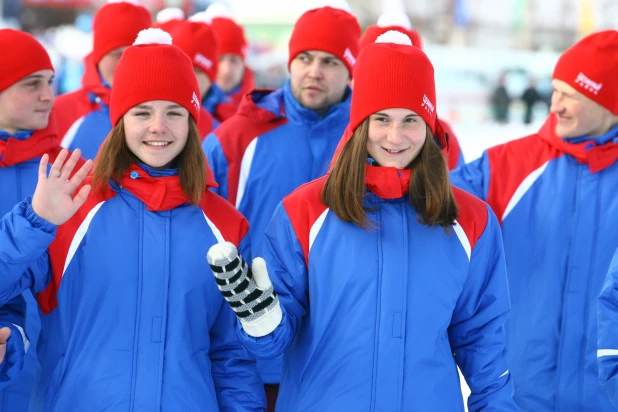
[206,31,517,411]
[0,29,265,411]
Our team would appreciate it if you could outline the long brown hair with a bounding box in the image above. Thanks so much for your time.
[322,118,458,230]
[92,117,207,204]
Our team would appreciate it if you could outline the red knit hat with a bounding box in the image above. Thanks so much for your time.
[92,0,152,65]
[154,7,185,33]
[553,30,618,115]
[345,30,437,144]
[0,29,53,92]
[288,6,361,77]
[170,20,219,83]
[110,28,201,126]
[209,17,248,58]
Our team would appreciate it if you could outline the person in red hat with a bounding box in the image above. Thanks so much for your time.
[169,19,220,140]
[154,6,185,33]
[204,6,255,117]
[451,30,618,411]
[179,9,240,123]
[53,0,151,161]
[202,6,360,407]
[0,28,88,412]
[358,12,464,170]
[0,28,265,411]
[206,30,518,411]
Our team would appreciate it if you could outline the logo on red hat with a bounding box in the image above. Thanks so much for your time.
[421,94,435,116]
[194,53,213,69]
[575,72,603,95]
[343,48,356,67]
[191,92,201,111]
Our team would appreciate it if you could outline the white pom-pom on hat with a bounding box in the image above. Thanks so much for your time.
[377,12,412,30]
[204,2,232,20]
[156,7,185,23]
[189,11,211,24]
[133,28,173,46]
[376,30,412,46]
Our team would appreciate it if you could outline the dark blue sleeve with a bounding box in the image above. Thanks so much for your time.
[202,133,229,199]
[449,152,492,201]
[598,247,618,407]
[236,202,309,360]
[0,294,29,388]
[0,197,54,304]
[448,205,517,411]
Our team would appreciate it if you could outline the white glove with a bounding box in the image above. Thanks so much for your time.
[207,242,282,337]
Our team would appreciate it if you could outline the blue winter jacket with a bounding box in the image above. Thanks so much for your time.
[598,246,618,408]
[0,128,67,412]
[0,164,266,411]
[237,166,517,411]
[202,81,351,383]
[450,114,618,411]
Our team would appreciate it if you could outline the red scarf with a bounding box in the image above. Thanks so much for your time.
[81,53,111,106]
[95,163,218,212]
[538,114,618,173]
[365,164,412,199]
[0,124,60,168]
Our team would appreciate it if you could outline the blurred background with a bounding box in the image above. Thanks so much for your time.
[2,0,616,161]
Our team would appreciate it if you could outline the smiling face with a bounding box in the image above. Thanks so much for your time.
[550,79,618,138]
[0,69,55,133]
[123,100,190,169]
[366,108,427,169]
[289,50,350,115]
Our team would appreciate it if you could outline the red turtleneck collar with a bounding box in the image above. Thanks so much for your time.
[0,118,60,167]
[538,114,618,173]
[89,163,218,212]
[365,164,412,199]
[81,53,111,106]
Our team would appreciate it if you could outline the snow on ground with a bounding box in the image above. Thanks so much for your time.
[454,119,546,164]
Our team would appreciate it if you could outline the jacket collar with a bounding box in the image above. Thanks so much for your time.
[81,53,111,106]
[0,119,59,168]
[282,80,351,126]
[538,114,618,173]
[365,161,412,200]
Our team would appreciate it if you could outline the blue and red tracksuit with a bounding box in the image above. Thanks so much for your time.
[203,83,236,124]
[0,164,265,411]
[0,122,76,412]
[237,165,517,411]
[450,114,618,411]
[202,81,352,384]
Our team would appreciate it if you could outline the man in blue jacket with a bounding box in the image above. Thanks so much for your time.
[0,28,78,412]
[202,5,361,409]
[450,30,618,411]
